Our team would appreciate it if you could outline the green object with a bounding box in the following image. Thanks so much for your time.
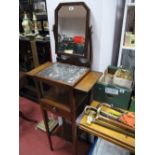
[129,97,135,112]
[74,43,84,54]
[58,42,65,52]
[58,41,74,52]
[93,82,132,110]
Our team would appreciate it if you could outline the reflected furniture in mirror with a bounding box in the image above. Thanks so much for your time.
[27,2,102,155]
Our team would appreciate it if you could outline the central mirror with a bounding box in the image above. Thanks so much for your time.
[54,2,90,57]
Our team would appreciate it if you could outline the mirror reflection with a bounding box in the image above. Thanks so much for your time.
[58,5,86,56]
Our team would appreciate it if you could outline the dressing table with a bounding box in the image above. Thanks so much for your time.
[27,2,102,155]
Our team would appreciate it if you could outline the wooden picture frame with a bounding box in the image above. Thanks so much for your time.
[54,2,90,58]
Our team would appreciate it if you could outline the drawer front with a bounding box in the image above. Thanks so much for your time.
[41,102,71,120]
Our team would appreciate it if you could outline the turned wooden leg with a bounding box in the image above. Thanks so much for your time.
[41,108,53,151]
[72,120,77,155]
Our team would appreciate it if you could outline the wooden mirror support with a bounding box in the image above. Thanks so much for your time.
[53,2,92,67]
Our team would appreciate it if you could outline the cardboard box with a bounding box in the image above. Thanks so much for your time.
[129,97,135,112]
[93,66,132,110]
[93,82,132,110]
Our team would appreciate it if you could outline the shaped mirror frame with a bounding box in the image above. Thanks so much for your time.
[54,2,90,58]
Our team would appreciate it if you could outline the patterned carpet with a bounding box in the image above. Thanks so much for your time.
[19,97,89,155]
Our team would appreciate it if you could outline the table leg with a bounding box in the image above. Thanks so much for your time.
[72,120,77,155]
[41,108,53,151]
[71,89,78,155]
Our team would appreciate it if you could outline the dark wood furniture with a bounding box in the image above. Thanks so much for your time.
[19,0,52,101]
[19,72,37,123]
[27,62,102,155]
[19,0,49,36]
[26,2,101,155]
[19,38,52,101]
[19,39,51,72]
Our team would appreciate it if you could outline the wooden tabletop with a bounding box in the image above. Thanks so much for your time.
[74,71,102,92]
[79,101,135,153]
[26,62,52,77]
[26,62,102,92]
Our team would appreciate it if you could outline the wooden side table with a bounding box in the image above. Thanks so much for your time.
[27,62,102,155]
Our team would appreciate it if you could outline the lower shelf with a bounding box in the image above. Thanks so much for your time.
[36,118,59,133]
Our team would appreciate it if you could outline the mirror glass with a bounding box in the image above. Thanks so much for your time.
[57,5,87,56]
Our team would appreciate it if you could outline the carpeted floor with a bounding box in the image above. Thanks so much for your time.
[19,97,90,155]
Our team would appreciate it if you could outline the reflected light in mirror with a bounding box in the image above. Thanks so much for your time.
[69,6,74,11]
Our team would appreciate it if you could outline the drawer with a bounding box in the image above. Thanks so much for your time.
[40,98,71,120]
